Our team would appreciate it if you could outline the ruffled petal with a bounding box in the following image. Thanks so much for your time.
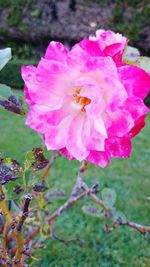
[118,65,150,99]
[86,150,110,168]
[21,64,66,109]
[129,115,147,138]
[66,113,89,161]
[45,41,68,62]
[44,114,75,150]
[108,110,134,137]
[106,137,132,158]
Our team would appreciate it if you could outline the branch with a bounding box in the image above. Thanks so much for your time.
[16,194,32,232]
[125,221,150,234]
[52,233,85,245]
[48,191,87,224]
[47,162,150,237]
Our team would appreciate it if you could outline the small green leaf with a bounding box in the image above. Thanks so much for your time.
[4,181,24,203]
[123,45,150,74]
[24,148,49,172]
[82,203,104,218]
[113,211,127,224]
[123,45,140,62]
[0,158,22,185]
[101,188,116,208]
[0,84,26,115]
[132,56,150,73]
[0,48,11,71]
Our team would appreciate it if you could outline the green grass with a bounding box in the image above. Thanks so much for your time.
[0,100,150,267]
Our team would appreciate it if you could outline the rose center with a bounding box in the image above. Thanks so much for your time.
[73,88,91,111]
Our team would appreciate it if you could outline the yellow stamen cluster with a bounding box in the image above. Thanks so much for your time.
[73,88,91,111]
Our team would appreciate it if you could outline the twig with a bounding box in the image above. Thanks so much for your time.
[41,151,61,181]
[125,221,150,234]
[47,163,150,237]
[48,191,87,224]
[52,233,85,245]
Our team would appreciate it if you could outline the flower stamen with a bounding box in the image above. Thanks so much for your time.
[73,88,91,111]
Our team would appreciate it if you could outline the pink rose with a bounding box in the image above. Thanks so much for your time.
[21,30,150,168]
[89,29,128,64]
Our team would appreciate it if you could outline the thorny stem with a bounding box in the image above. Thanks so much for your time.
[9,153,60,257]
[1,221,9,259]
[9,228,40,255]
[13,230,24,265]
[14,194,32,264]
[0,186,15,227]
[0,185,16,264]
[16,194,32,232]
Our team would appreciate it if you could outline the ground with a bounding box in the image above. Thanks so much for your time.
[0,95,150,266]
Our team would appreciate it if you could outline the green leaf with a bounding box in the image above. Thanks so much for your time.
[132,56,150,74]
[123,45,140,62]
[123,45,150,74]
[0,48,11,71]
[0,84,12,98]
[82,203,104,218]
[0,84,26,115]
[4,181,24,203]
[0,157,22,185]
[24,148,49,172]
[113,211,127,224]
[101,188,116,208]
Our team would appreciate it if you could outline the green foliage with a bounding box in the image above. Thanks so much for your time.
[112,0,150,44]
[0,84,26,115]
[101,188,117,208]
[0,0,35,25]
[113,210,127,224]
[31,8,40,18]
[132,57,150,73]
[0,157,22,185]
[0,58,37,88]
[24,148,49,172]
[0,48,26,114]
[123,45,150,74]
[82,203,104,218]
[0,84,12,98]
